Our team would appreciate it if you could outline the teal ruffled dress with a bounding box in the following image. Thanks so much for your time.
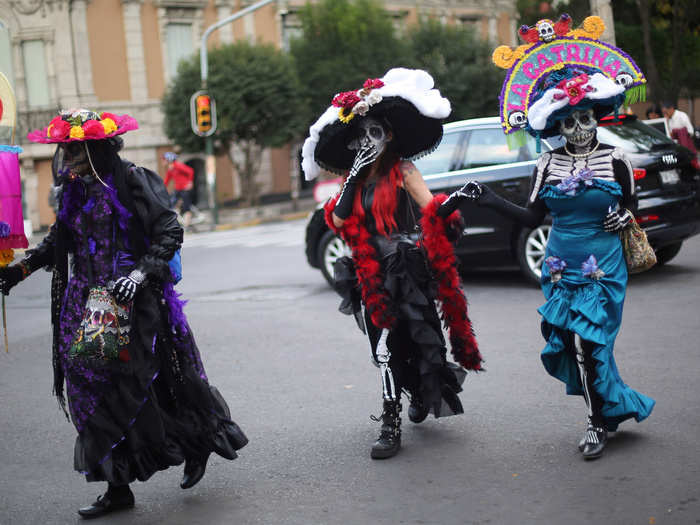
[538,178,655,431]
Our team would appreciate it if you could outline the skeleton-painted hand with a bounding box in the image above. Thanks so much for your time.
[349,143,379,181]
[333,144,380,220]
[437,180,482,218]
[603,209,633,232]
[112,269,146,303]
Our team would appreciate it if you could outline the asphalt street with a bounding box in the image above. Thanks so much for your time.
[1,219,699,525]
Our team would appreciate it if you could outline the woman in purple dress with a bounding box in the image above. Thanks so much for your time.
[0,110,247,518]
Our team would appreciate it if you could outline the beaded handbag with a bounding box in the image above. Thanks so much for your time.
[620,213,656,274]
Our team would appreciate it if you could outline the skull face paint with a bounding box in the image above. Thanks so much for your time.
[348,117,390,156]
[61,142,92,177]
[559,109,597,148]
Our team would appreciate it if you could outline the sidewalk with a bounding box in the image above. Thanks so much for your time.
[190,196,318,232]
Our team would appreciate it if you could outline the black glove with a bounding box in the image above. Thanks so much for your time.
[0,265,24,296]
[333,144,379,220]
[603,209,633,233]
[437,180,482,218]
[111,269,147,303]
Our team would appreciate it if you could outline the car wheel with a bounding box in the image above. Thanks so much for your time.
[319,230,351,287]
[516,224,551,286]
[654,241,683,265]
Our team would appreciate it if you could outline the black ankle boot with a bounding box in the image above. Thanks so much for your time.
[78,484,134,519]
[580,425,608,460]
[371,400,402,459]
[408,395,429,424]
[181,454,209,489]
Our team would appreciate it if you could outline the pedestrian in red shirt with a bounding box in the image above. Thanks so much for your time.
[162,152,194,229]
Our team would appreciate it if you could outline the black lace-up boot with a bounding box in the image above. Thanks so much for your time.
[370,400,402,459]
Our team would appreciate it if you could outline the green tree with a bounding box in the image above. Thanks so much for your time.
[406,19,504,120]
[290,0,408,123]
[161,42,306,205]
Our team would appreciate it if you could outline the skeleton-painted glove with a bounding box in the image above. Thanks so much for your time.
[437,180,482,218]
[0,265,25,296]
[603,209,633,233]
[112,268,147,303]
[333,144,379,220]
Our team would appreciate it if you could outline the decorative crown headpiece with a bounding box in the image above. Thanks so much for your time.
[492,15,646,144]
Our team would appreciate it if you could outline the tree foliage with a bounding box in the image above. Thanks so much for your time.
[290,0,409,123]
[290,0,505,124]
[406,19,504,120]
[162,42,306,204]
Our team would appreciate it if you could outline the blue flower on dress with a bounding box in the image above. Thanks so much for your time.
[582,254,605,280]
[0,221,11,238]
[545,255,567,283]
[556,168,596,196]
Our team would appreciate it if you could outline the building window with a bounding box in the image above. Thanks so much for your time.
[166,23,194,78]
[0,21,14,87]
[21,40,50,107]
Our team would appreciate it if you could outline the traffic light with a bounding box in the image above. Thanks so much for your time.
[190,90,217,137]
[195,94,212,133]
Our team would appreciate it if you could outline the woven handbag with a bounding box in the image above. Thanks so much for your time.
[620,214,657,274]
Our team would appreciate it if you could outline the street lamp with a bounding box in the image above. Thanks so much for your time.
[198,0,277,226]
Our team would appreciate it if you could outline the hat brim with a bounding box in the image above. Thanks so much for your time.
[535,95,624,139]
[26,114,139,144]
[313,97,444,174]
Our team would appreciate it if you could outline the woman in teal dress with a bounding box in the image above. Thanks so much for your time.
[467,62,655,459]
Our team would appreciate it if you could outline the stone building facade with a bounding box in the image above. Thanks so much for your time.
[0,0,517,231]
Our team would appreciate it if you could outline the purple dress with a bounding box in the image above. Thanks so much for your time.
[36,169,247,485]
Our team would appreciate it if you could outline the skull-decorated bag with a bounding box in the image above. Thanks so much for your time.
[69,287,131,362]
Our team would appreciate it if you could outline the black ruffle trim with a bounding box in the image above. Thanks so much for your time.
[336,240,465,418]
[75,368,247,485]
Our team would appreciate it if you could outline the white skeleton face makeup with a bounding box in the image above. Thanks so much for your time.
[348,117,390,156]
[559,109,597,148]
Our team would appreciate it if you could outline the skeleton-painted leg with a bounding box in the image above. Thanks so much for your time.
[574,333,608,459]
[376,329,397,401]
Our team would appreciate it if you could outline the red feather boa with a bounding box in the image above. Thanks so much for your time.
[324,193,482,370]
[420,195,482,370]
[325,195,395,329]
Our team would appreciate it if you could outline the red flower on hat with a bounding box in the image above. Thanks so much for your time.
[83,119,106,139]
[363,78,384,90]
[332,91,361,110]
[100,112,118,122]
[553,73,593,106]
[47,117,70,140]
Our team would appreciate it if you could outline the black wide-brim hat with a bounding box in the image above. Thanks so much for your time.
[314,97,445,175]
[302,68,452,180]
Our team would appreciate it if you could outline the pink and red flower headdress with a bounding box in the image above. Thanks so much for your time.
[27,109,138,144]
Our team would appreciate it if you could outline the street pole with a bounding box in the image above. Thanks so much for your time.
[199,0,277,226]
[589,0,616,45]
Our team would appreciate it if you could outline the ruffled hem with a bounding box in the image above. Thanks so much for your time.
[75,370,248,484]
[539,283,655,431]
[538,282,608,345]
[538,178,622,200]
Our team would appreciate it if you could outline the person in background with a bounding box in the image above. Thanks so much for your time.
[645,105,661,120]
[661,100,694,135]
[162,152,195,230]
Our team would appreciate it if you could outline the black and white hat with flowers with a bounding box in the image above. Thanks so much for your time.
[302,68,452,180]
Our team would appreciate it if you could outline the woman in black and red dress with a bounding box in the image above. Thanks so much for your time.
[302,69,484,459]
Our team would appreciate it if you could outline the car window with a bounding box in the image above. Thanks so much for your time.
[597,119,675,153]
[413,130,464,175]
[461,128,537,169]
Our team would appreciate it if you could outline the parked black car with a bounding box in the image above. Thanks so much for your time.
[306,115,700,285]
